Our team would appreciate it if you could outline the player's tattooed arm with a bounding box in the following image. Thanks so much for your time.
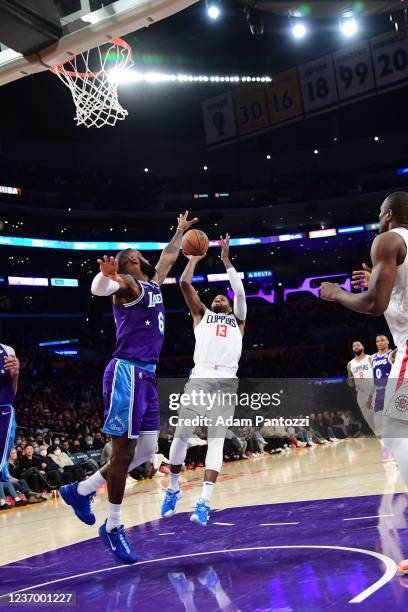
[346,362,354,388]
[180,255,206,324]
[93,256,141,300]
[155,211,198,285]
[320,232,404,315]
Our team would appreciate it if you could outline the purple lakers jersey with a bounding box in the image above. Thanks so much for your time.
[0,344,16,405]
[372,349,392,412]
[112,280,165,364]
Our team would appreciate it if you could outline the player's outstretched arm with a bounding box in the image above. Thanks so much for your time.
[220,234,247,328]
[320,231,403,315]
[179,255,206,324]
[155,211,198,285]
[91,255,141,299]
[4,348,19,395]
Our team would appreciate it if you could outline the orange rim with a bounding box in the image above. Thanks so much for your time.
[50,37,131,78]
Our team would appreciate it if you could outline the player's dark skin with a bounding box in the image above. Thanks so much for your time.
[96,212,197,504]
[320,193,408,315]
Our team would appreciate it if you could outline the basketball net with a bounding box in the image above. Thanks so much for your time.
[50,38,133,128]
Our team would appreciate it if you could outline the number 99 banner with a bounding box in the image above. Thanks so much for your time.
[333,41,375,101]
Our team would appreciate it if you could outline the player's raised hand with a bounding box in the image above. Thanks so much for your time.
[182,252,207,261]
[219,233,230,261]
[4,355,20,376]
[351,263,372,290]
[97,255,118,278]
[177,211,198,232]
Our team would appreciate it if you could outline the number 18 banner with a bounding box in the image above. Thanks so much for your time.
[333,40,375,102]
[298,54,338,115]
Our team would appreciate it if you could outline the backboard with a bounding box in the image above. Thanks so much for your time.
[0,0,198,87]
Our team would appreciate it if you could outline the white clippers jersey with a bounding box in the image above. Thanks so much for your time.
[191,308,243,378]
[350,355,372,393]
[384,228,408,352]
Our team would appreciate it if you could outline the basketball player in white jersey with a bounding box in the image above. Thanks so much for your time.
[347,340,375,433]
[320,191,408,572]
[161,234,246,526]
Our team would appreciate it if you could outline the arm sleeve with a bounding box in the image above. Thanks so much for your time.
[91,272,120,296]
[227,267,247,321]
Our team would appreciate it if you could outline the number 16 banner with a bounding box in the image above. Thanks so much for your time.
[333,40,375,102]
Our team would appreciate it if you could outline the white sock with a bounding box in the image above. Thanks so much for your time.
[0,499,5,506]
[169,472,180,491]
[77,470,106,496]
[201,481,215,503]
[106,502,122,532]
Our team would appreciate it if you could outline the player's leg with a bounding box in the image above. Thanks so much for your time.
[191,381,236,526]
[0,406,15,482]
[190,436,224,526]
[161,434,190,517]
[162,380,203,518]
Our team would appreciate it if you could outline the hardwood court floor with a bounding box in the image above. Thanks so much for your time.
[1,438,405,567]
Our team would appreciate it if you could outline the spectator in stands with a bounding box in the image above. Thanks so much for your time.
[224,429,248,459]
[92,432,105,451]
[0,481,28,509]
[100,441,112,466]
[47,444,85,483]
[17,444,52,492]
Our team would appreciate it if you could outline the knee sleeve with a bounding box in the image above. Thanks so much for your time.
[205,437,225,473]
[128,433,158,471]
[169,437,189,467]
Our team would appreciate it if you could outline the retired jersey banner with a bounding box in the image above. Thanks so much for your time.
[202,30,408,146]
[371,30,408,91]
[201,92,237,146]
[298,54,338,115]
[333,40,375,102]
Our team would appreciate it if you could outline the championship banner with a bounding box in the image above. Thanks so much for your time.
[233,86,270,136]
[266,67,304,127]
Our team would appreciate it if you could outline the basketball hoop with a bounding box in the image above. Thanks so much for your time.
[50,38,133,128]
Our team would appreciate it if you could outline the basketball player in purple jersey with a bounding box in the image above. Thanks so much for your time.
[61,211,197,565]
[0,344,20,483]
[371,334,396,461]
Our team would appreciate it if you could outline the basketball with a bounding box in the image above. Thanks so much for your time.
[182,229,209,256]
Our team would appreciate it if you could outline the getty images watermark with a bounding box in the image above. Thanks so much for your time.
[167,389,310,428]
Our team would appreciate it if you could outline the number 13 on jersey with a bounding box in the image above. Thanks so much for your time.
[216,324,227,337]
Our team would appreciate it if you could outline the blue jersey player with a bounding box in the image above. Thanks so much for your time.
[0,344,20,483]
[370,334,395,435]
[61,211,197,564]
